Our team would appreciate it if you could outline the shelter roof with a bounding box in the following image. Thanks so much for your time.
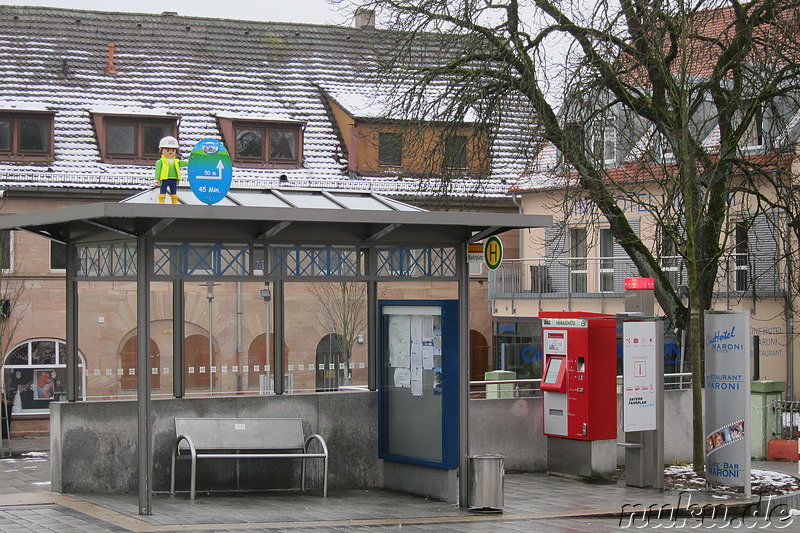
[0,188,550,246]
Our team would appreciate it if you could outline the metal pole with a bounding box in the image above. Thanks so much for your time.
[173,278,185,398]
[266,289,271,388]
[261,284,271,394]
[753,335,760,381]
[65,241,78,402]
[236,282,243,392]
[136,234,152,516]
[366,247,377,391]
[273,280,284,394]
[458,242,470,508]
[204,283,215,395]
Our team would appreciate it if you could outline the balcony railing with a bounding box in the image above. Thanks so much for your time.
[489,255,785,300]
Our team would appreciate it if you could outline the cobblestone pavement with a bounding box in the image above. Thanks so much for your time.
[1,438,798,532]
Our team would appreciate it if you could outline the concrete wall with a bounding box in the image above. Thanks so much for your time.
[51,388,694,494]
[51,391,382,494]
[467,389,694,470]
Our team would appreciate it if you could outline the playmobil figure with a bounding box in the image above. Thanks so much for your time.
[154,136,187,204]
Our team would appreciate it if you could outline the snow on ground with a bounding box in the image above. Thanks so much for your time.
[665,464,800,494]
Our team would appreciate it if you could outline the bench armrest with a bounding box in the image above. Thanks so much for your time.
[304,433,328,456]
[175,434,198,457]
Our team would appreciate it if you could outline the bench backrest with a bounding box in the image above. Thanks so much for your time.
[175,418,306,451]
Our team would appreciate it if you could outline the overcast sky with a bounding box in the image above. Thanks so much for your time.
[0,0,353,25]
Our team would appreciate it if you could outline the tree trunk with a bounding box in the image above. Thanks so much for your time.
[689,299,705,471]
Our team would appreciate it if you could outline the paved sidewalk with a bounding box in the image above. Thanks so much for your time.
[1,437,799,532]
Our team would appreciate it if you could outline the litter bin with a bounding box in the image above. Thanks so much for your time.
[468,454,504,512]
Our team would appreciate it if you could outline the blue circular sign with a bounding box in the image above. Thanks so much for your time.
[188,138,233,205]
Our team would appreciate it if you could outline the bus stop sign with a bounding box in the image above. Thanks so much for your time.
[484,236,503,270]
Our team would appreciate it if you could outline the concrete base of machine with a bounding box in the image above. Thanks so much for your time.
[546,437,617,481]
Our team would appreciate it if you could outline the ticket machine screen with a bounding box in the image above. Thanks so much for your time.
[541,355,567,392]
[543,357,562,384]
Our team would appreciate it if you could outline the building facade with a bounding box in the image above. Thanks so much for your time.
[0,6,527,435]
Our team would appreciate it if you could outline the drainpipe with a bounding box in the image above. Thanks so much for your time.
[510,193,525,315]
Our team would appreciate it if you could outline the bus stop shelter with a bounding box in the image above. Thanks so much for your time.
[0,188,550,514]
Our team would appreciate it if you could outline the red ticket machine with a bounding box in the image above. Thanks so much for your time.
[540,312,617,441]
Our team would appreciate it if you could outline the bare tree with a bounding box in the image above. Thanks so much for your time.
[344,0,800,470]
[0,229,27,441]
[307,282,368,387]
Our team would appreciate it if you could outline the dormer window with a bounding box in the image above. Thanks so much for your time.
[0,111,55,163]
[443,135,467,169]
[738,101,764,148]
[217,116,304,168]
[92,113,178,164]
[378,132,403,167]
[592,121,616,166]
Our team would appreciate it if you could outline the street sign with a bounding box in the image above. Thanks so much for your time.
[484,236,503,270]
[467,242,484,263]
[188,138,233,205]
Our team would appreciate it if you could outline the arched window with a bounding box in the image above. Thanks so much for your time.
[184,334,216,390]
[246,334,290,393]
[246,333,271,391]
[2,339,85,415]
[469,330,490,383]
[119,337,161,390]
[315,333,346,392]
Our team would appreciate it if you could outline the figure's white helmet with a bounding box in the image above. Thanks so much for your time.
[159,136,180,149]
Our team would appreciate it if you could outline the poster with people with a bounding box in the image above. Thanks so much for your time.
[33,369,54,400]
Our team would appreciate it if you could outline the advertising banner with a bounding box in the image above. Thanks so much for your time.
[623,321,658,432]
[704,311,751,496]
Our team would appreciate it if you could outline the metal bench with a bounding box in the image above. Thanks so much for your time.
[170,417,328,499]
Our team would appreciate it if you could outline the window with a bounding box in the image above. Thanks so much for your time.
[599,228,614,292]
[659,226,681,289]
[378,132,403,167]
[185,334,216,390]
[218,117,304,168]
[0,111,54,162]
[119,337,161,390]
[569,227,588,293]
[0,230,10,272]
[734,221,749,291]
[92,113,177,163]
[593,121,616,165]
[443,135,467,169]
[50,241,67,272]
[737,101,763,148]
[655,131,674,161]
[2,339,85,415]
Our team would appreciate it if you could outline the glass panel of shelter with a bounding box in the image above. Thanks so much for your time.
[69,240,460,399]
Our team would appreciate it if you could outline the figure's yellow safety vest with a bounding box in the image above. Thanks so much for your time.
[157,156,185,181]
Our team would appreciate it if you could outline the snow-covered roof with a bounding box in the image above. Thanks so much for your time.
[0,5,526,200]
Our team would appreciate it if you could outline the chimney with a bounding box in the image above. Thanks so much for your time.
[106,43,116,74]
[354,8,375,30]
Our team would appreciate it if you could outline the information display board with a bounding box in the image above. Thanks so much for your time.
[378,300,459,469]
[623,321,658,432]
